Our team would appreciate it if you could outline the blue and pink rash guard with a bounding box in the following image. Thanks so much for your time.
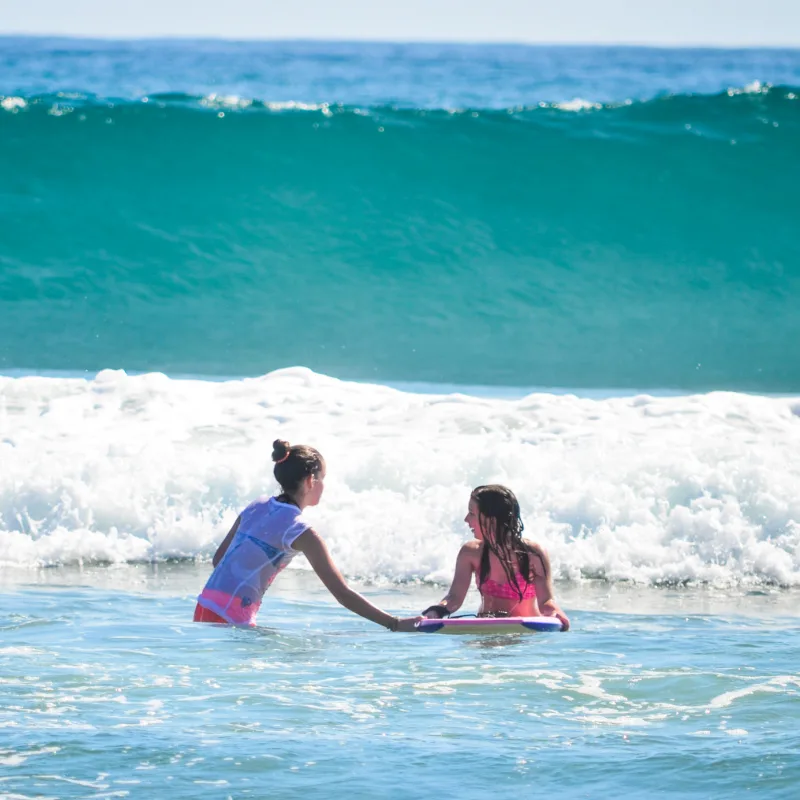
[197,497,309,626]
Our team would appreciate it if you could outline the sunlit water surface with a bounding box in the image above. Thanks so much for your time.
[2,567,799,799]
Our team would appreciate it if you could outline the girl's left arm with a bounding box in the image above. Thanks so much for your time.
[532,546,570,631]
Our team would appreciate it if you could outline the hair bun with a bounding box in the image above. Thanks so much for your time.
[271,439,291,463]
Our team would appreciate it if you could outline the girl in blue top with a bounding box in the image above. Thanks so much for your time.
[195,439,420,632]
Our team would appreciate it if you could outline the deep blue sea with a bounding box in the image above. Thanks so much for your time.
[1,38,800,799]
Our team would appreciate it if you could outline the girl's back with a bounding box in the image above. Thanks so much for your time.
[199,497,308,625]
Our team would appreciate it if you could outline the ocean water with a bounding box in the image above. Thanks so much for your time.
[3,569,800,800]
[2,40,800,389]
[2,38,800,798]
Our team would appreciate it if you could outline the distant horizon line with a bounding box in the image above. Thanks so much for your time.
[2,32,800,50]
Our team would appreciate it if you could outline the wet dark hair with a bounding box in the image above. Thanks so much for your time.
[472,484,546,599]
[271,439,324,498]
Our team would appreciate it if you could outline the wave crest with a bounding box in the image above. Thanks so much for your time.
[2,370,799,587]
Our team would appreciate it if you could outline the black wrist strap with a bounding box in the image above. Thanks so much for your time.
[422,604,450,619]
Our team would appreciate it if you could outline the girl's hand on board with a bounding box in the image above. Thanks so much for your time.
[421,604,449,619]
[396,616,424,632]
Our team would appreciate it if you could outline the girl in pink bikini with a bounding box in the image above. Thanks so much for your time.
[195,439,421,633]
[421,485,570,630]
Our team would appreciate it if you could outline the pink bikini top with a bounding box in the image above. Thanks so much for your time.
[478,573,537,600]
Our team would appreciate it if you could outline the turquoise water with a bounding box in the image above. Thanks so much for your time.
[3,569,800,799]
[2,39,800,799]
[2,42,800,390]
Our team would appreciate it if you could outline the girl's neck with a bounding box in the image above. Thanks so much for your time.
[276,492,305,510]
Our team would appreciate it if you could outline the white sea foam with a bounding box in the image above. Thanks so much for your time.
[0,96,27,112]
[1,369,798,586]
[552,98,602,112]
[196,96,335,115]
[199,94,254,110]
[727,80,768,96]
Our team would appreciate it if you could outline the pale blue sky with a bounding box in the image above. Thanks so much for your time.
[1,0,799,46]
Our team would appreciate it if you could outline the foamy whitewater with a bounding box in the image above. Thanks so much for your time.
[3,369,799,586]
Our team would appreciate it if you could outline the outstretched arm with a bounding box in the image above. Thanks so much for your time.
[212,515,241,567]
[423,543,476,618]
[293,528,421,632]
[531,546,570,631]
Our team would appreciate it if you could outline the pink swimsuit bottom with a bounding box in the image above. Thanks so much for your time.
[196,588,261,626]
[479,574,537,600]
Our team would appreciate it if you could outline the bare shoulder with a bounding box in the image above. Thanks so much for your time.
[458,540,481,562]
[292,527,322,552]
[522,539,549,574]
[522,537,548,553]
